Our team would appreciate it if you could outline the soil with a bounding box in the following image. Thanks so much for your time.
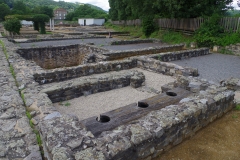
[154,108,240,160]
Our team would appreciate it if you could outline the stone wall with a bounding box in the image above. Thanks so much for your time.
[33,59,138,84]
[0,40,41,159]
[17,44,108,69]
[39,76,235,160]
[149,48,209,62]
[40,70,145,103]
[110,39,158,45]
[103,44,184,61]
[136,56,198,77]
[225,44,240,56]
[9,36,106,43]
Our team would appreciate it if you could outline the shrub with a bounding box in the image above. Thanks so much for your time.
[194,14,224,47]
[3,18,22,37]
[142,16,157,37]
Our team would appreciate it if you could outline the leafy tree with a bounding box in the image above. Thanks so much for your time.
[3,18,22,37]
[66,4,108,21]
[33,6,54,18]
[11,0,31,15]
[142,16,157,37]
[194,14,224,47]
[32,14,50,34]
[0,3,10,20]
[0,0,13,8]
[65,12,75,21]
[109,0,233,20]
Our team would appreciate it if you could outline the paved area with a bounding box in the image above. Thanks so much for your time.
[54,68,175,120]
[103,42,166,51]
[172,53,240,82]
[19,38,117,48]
[19,38,166,51]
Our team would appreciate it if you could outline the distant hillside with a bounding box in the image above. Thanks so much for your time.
[87,3,108,12]
[17,0,106,12]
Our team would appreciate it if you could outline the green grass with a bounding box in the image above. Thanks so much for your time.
[26,111,32,119]
[29,120,34,128]
[157,54,162,61]
[21,92,26,105]
[105,22,144,39]
[232,114,238,119]
[235,104,240,111]
[220,48,234,55]
[9,64,16,79]
[105,22,193,44]
[64,102,71,107]
[46,31,52,34]
[33,129,42,146]
[1,32,6,37]
[150,30,193,44]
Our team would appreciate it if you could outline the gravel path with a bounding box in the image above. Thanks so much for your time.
[19,38,166,51]
[103,43,166,51]
[54,69,175,120]
[19,38,117,48]
[172,53,240,82]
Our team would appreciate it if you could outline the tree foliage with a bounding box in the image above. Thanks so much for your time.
[33,6,54,18]
[109,0,233,20]
[3,18,22,36]
[11,0,31,15]
[65,4,108,21]
[194,14,224,47]
[0,3,10,20]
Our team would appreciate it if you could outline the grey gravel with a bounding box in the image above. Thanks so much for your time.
[19,39,167,51]
[172,53,240,82]
[19,38,117,48]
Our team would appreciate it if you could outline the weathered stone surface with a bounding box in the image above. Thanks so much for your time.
[0,39,41,159]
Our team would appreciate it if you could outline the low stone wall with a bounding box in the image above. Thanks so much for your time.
[8,34,38,39]
[33,59,138,84]
[0,40,41,159]
[103,44,184,61]
[225,44,240,56]
[41,70,145,103]
[110,39,159,45]
[17,44,108,69]
[39,76,235,160]
[136,56,198,77]
[9,36,106,43]
[149,48,210,62]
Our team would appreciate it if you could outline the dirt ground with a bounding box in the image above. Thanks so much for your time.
[154,108,240,160]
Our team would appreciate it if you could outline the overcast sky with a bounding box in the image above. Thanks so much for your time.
[54,0,110,11]
[54,0,240,11]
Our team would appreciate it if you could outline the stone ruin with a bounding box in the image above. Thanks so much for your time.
[0,37,239,160]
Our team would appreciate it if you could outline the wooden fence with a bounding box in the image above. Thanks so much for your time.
[112,17,240,32]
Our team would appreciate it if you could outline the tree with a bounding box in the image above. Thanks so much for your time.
[0,3,10,20]
[12,0,31,15]
[66,4,108,20]
[109,0,233,20]
[33,6,54,18]
[3,18,22,37]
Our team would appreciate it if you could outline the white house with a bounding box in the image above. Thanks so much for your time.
[78,18,105,26]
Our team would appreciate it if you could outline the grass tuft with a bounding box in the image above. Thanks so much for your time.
[235,104,240,111]
[65,102,71,107]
